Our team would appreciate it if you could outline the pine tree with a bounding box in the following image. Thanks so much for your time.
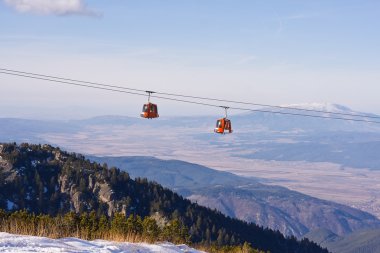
[142,216,160,242]
[111,212,127,235]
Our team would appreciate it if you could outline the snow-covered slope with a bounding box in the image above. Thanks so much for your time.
[280,102,353,113]
[0,232,205,253]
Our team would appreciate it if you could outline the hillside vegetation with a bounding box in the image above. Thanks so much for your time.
[0,143,328,253]
[92,156,380,237]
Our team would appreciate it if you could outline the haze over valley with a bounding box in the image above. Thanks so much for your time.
[2,103,380,219]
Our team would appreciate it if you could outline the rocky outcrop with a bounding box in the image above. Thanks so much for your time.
[0,156,16,182]
[93,181,115,216]
[58,173,118,215]
[0,143,129,216]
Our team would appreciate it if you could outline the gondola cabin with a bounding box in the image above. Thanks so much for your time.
[214,118,232,134]
[141,102,159,119]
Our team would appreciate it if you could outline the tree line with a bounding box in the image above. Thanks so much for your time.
[0,209,265,253]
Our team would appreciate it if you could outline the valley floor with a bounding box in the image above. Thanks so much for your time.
[0,232,205,253]
[19,122,380,219]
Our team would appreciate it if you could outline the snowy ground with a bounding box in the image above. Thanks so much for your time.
[0,232,206,253]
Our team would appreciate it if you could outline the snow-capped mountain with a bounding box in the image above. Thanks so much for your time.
[280,103,353,112]
[230,102,380,133]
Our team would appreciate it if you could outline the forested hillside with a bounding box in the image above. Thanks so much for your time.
[305,228,380,253]
[92,155,380,237]
[0,143,329,253]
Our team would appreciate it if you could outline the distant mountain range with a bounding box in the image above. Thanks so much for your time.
[90,155,380,238]
[2,103,380,170]
[1,103,379,232]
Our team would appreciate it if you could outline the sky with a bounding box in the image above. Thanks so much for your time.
[1,0,380,119]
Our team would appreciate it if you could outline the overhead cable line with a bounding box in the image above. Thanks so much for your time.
[0,71,222,108]
[1,68,379,120]
[0,71,148,97]
[1,69,380,124]
[0,68,145,93]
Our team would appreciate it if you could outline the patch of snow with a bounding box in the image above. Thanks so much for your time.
[280,103,353,113]
[6,201,15,210]
[0,232,205,253]
[31,160,37,168]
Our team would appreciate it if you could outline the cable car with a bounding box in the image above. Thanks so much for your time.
[141,91,159,119]
[214,107,233,134]
[214,118,232,134]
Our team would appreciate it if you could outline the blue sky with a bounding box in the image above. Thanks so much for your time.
[1,0,380,119]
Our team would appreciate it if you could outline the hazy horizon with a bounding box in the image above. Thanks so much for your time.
[1,102,379,121]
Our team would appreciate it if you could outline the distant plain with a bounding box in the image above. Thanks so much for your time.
[1,105,380,217]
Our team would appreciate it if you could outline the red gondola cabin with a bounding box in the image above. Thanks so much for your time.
[214,118,232,134]
[141,102,159,119]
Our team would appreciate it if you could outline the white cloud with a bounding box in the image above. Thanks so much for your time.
[3,0,98,16]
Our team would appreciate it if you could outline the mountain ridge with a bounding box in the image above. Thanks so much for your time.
[1,104,379,227]
[90,155,380,237]
[304,228,380,253]
[0,142,328,253]
[280,103,353,112]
